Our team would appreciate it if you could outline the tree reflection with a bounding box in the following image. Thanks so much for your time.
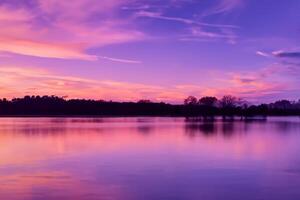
[185,117,217,138]
[137,125,154,135]
[184,117,270,138]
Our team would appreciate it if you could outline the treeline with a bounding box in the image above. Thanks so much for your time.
[0,95,299,116]
[183,95,300,116]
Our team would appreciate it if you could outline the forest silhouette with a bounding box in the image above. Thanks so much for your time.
[0,95,299,116]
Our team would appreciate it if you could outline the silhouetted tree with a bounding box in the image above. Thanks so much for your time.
[295,100,300,109]
[138,99,152,104]
[198,96,218,107]
[220,95,237,108]
[184,96,198,105]
[273,100,292,109]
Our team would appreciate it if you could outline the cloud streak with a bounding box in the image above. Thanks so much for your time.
[256,51,271,57]
[182,27,237,44]
[99,56,142,64]
[136,11,238,28]
[202,0,244,16]
[272,51,300,59]
[0,37,97,60]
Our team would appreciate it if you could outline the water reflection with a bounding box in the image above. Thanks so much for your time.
[184,117,286,139]
[0,117,300,200]
[185,117,217,137]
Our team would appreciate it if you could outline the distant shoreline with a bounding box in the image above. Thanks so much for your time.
[1,96,300,117]
[0,115,299,118]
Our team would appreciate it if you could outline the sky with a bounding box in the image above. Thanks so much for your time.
[0,0,300,103]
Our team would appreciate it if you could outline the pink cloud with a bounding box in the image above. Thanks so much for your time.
[0,1,144,60]
[0,64,291,103]
[0,6,33,21]
[0,66,166,101]
[0,37,97,60]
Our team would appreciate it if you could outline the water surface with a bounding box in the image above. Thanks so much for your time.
[1,117,300,200]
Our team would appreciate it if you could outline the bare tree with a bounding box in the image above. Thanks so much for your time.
[220,95,237,108]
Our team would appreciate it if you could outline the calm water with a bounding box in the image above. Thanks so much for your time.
[1,117,300,200]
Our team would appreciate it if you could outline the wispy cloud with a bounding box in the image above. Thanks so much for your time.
[135,9,239,44]
[272,50,300,59]
[136,11,238,28]
[214,0,244,13]
[202,0,244,16]
[182,26,237,44]
[122,4,157,11]
[256,49,300,66]
[256,51,271,57]
[190,27,233,39]
[99,56,142,64]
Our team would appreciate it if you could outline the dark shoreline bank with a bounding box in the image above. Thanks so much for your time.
[0,115,299,118]
[1,96,300,117]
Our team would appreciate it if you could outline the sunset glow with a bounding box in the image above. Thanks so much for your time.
[0,0,299,102]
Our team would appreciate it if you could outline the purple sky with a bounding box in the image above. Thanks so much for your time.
[0,0,300,103]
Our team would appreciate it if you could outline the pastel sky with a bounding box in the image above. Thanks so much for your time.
[0,0,300,103]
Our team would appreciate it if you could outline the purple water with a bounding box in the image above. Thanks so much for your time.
[0,117,300,200]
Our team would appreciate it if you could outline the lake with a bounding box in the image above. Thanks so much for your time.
[0,117,300,200]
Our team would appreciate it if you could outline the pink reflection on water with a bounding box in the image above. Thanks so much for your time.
[0,117,300,200]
